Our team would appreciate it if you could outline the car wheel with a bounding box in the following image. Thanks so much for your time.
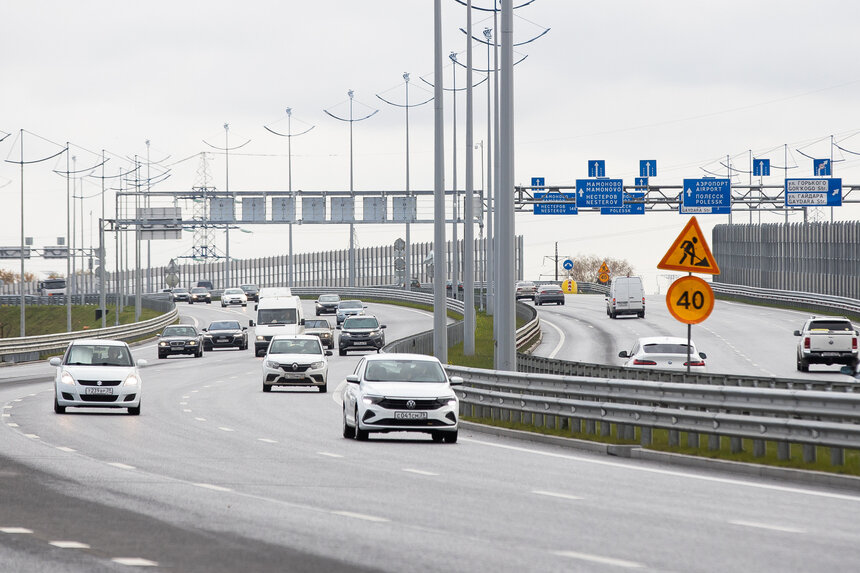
[431,432,444,443]
[638,311,645,319]
[319,383,327,393]
[610,311,617,319]
[798,358,809,372]
[128,403,141,416]
[339,348,346,356]
[316,310,320,316]
[354,408,369,441]
[342,406,355,439]
[560,301,564,305]
[443,430,458,444]
[53,395,65,414]
[262,383,271,393]
[196,348,203,358]
[189,301,193,305]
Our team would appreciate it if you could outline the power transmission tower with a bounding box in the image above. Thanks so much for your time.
[190,153,217,260]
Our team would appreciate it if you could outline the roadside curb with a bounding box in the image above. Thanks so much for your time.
[460,421,860,491]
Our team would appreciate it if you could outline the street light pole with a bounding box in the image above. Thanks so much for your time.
[463,0,476,355]
[433,0,448,361]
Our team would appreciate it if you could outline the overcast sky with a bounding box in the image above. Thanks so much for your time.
[2,1,859,291]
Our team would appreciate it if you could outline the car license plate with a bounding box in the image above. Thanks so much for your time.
[395,411,427,420]
[353,341,367,346]
[821,352,841,357]
[218,337,228,342]
[282,373,303,379]
[85,387,113,395]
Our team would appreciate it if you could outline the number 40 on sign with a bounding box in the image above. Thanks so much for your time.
[666,276,714,324]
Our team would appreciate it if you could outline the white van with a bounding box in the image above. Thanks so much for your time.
[255,287,293,310]
[250,295,305,356]
[606,276,645,319]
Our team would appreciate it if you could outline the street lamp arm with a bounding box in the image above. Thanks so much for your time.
[421,72,489,90]
[460,26,549,47]
[202,138,252,151]
[324,108,379,123]
[53,158,109,176]
[263,124,315,138]
[452,0,537,11]
[5,146,68,165]
[376,93,434,108]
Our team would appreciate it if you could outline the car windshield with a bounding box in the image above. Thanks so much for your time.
[643,343,692,354]
[240,285,257,291]
[343,317,379,329]
[257,308,297,325]
[66,344,133,367]
[364,360,446,383]
[268,339,322,355]
[173,288,188,293]
[808,320,853,331]
[224,289,244,295]
[339,300,363,309]
[191,288,208,293]
[209,321,240,331]
[163,326,197,337]
[319,295,340,302]
[540,286,561,292]
[304,320,329,329]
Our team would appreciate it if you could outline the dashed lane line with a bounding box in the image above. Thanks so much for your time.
[111,557,159,567]
[50,541,91,549]
[532,490,583,501]
[107,463,136,471]
[318,452,344,458]
[331,511,390,523]
[729,520,804,534]
[402,468,439,476]
[554,551,643,569]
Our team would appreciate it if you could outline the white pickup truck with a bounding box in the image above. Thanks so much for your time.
[794,316,859,372]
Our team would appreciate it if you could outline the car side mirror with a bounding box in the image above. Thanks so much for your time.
[346,375,360,384]
[202,328,208,332]
[325,350,333,356]
[242,326,247,331]
[249,320,255,327]
[137,359,148,368]
[381,324,387,329]
[254,304,258,311]
[449,376,464,386]
[618,351,629,358]
[300,319,305,325]
[49,357,62,367]
[699,352,707,359]
[793,330,802,336]
[363,305,368,309]
[156,334,161,338]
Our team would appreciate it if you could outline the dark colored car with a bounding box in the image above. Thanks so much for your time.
[446,280,464,292]
[240,284,260,302]
[534,284,565,306]
[157,325,204,358]
[315,293,341,316]
[196,280,214,290]
[338,315,386,356]
[304,318,335,349]
[171,287,190,302]
[202,320,249,351]
[189,287,212,304]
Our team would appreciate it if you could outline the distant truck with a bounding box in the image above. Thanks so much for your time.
[38,278,67,297]
[606,276,645,319]
[795,316,859,372]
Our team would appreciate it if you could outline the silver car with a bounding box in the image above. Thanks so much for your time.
[336,299,366,325]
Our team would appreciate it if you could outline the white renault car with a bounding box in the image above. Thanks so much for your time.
[618,336,707,372]
[49,339,146,415]
[341,354,462,443]
[221,287,248,307]
[261,335,331,393]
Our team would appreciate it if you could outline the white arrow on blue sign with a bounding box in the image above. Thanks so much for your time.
[639,160,656,177]
[562,259,574,270]
[531,177,545,190]
[753,159,770,177]
[588,160,606,178]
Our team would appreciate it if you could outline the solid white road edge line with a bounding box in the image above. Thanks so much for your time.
[402,468,439,476]
[729,520,804,533]
[50,541,91,549]
[539,318,566,359]
[532,490,582,501]
[553,550,642,569]
[331,511,390,523]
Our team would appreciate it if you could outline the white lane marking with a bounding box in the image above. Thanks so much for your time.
[257,438,278,444]
[56,447,76,453]
[6,423,19,428]
[0,527,33,534]
[318,452,343,458]
[24,434,39,439]
[191,390,199,393]
[203,385,211,388]
[3,405,13,409]
[1,413,9,417]
[12,399,21,403]
[331,511,390,523]
[179,402,188,406]
[194,417,207,422]
[50,541,91,549]
[403,468,439,476]
[193,483,232,492]
[108,463,136,471]
[554,551,642,569]
[533,490,583,501]
[729,520,804,534]
[540,318,566,359]
[111,557,159,567]
[218,427,235,432]
[332,381,346,406]
[183,409,192,413]
[461,438,860,502]
[181,395,190,399]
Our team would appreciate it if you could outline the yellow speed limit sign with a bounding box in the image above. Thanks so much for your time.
[562,279,577,294]
[666,276,714,324]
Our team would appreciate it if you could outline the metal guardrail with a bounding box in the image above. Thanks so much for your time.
[711,283,860,318]
[448,365,860,457]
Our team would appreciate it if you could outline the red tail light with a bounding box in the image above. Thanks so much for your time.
[633,359,657,365]
[642,297,645,305]
[804,337,811,349]
[853,338,858,350]
[685,360,706,367]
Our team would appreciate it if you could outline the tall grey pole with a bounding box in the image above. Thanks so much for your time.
[405,75,412,291]
[224,124,231,287]
[463,0,476,355]
[134,156,141,322]
[433,0,448,361]
[19,131,25,336]
[71,156,77,297]
[450,52,460,296]
[66,144,72,331]
[483,26,494,317]
[492,6,501,346]
[145,140,152,293]
[99,150,107,328]
[349,93,356,287]
[497,0,516,370]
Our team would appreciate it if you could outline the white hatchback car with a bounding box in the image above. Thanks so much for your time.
[618,336,707,372]
[262,335,331,393]
[221,287,248,307]
[341,354,462,443]
[49,340,146,415]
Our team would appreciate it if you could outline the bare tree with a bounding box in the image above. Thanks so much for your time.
[559,255,635,283]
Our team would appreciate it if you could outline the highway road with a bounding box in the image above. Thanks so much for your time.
[532,293,859,383]
[1,298,859,572]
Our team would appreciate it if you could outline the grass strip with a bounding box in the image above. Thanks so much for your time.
[0,305,162,338]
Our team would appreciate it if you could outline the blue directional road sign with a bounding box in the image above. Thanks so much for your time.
[562,259,574,270]
[813,159,832,176]
[753,159,771,177]
[576,179,623,208]
[784,178,842,207]
[531,177,545,190]
[639,160,657,178]
[588,160,606,178]
[534,191,578,215]
[602,192,645,215]
[680,178,732,215]
[634,177,649,190]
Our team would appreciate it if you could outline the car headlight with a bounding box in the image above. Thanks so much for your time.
[256,335,266,341]
[264,360,280,369]
[309,361,325,369]
[362,395,383,406]
[60,371,75,386]
[159,341,168,347]
[443,395,458,407]
[187,340,197,345]
[370,331,382,338]
[124,373,140,387]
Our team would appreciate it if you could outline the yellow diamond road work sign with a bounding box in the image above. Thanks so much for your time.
[666,276,715,324]
[562,279,577,294]
[657,216,720,275]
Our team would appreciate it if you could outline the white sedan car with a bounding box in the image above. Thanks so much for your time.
[618,336,707,372]
[221,287,248,307]
[49,340,146,415]
[341,354,462,443]
[262,335,331,393]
